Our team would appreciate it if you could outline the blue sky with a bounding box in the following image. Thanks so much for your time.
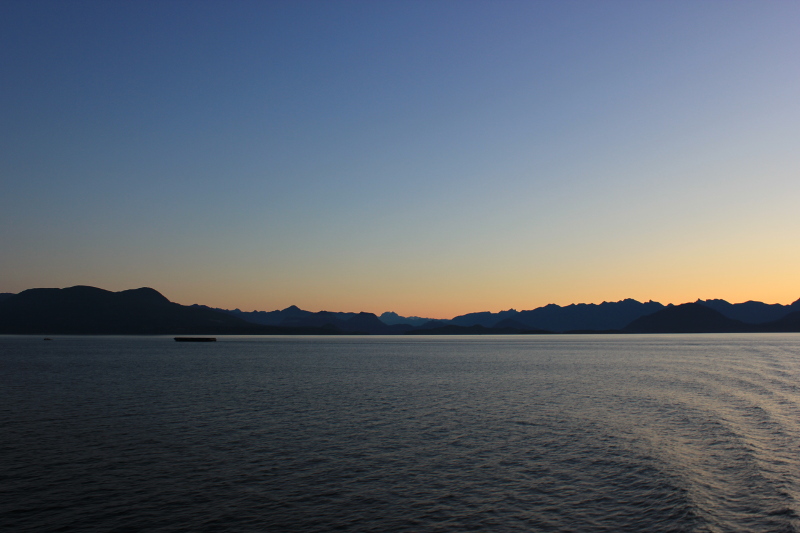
[2,1,799,317]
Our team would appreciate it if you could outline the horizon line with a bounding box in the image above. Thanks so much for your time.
[3,284,798,321]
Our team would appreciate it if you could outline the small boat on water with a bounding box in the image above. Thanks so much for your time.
[174,337,217,342]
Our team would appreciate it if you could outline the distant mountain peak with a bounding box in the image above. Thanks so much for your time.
[696,298,729,304]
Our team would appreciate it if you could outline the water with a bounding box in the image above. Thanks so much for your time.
[2,334,800,532]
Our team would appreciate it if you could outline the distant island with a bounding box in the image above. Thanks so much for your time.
[0,285,799,335]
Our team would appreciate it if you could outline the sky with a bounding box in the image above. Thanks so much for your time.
[2,1,799,318]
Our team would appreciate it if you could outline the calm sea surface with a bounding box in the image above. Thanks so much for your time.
[2,334,800,532]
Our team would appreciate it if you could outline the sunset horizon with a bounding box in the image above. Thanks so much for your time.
[3,281,799,321]
[3,1,798,321]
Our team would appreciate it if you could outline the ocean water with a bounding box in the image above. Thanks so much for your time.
[2,334,800,532]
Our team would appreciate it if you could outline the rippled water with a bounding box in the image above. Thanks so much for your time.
[2,334,800,532]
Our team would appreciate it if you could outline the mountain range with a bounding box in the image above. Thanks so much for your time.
[205,297,800,333]
[1,285,799,335]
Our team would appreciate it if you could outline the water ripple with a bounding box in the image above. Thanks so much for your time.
[2,334,800,531]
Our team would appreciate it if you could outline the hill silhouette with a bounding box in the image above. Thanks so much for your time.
[0,286,337,335]
[0,286,248,334]
[694,298,800,324]
[450,309,521,328]
[205,304,407,331]
[759,310,800,332]
[623,303,752,333]
[341,312,412,334]
[273,310,411,334]
[379,311,434,327]
[220,304,313,326]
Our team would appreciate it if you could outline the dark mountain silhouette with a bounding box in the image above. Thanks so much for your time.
[218,305,383,328]
[623,303,752,333]
[0,286,342,335]
[517,299,665,332]
[221,304,314,325]
[3,285,799,335]
[0,286,249,334]
[451,309,521,327]
[276,310,412,334]
[278,310,341,329]
[759,310,800,332]
[451,299,664,332]
[214,297,800,333]
[343,312,413,334]
[379,311,435,327]
[197,303,419,333]
[694,299,799,324]
[0,293,14,303]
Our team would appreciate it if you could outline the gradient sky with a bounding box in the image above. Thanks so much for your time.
[2,1,799,318]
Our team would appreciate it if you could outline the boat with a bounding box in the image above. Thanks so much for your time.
[174,337,217,342]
